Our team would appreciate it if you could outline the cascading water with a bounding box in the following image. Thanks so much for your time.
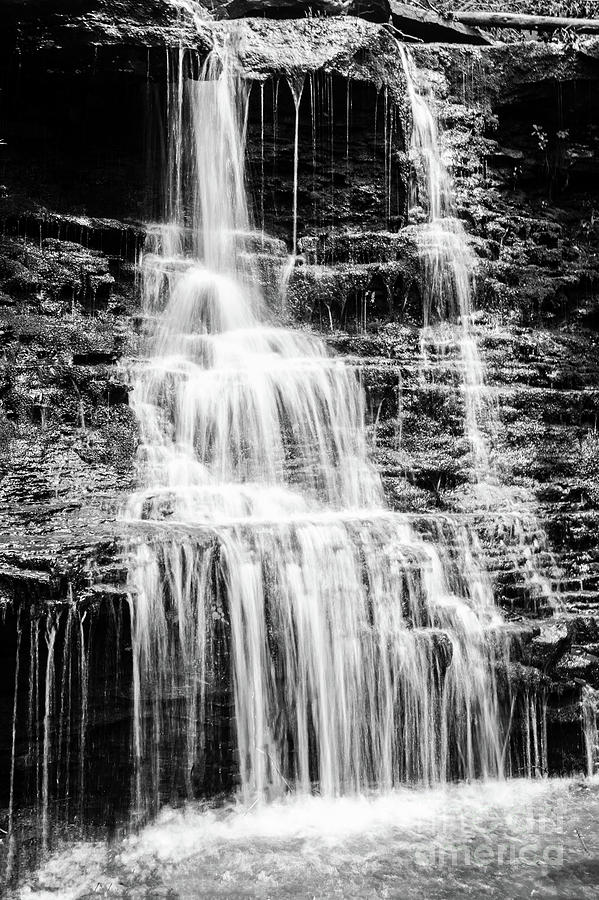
[396,45,494,485]
[398,45,555,611]
[125,45,511,812]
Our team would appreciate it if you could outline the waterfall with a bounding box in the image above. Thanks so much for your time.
[398,45,555,610]
[398,44,495,486]
[125,45,510,812]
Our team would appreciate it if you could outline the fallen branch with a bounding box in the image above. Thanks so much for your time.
[384,21,425,42]
[390,0,492,44]
[453,11,599,34]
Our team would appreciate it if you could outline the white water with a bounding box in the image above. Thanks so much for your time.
[583,686,599,776]
[397,42,506,484]
[125,45,511,811]
[16,778,599,899]
[398,45,556,608]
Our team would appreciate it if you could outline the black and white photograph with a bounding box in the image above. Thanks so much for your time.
[1,1,599,897]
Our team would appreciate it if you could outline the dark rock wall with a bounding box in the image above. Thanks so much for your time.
[245,74,407,241]
[1,1,599,862]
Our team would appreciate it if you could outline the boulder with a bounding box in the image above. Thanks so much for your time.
[525,621,570,671]
[556,649,599,687]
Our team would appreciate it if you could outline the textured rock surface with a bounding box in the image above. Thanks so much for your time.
[0,220,140,609]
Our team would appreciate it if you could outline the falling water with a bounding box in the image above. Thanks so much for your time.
[3,597,130,879]
[259,80,265,237]
[583,686,599,776]
[126,44,511,813]
[398,45,555,610]
[287,73,305,258]
[5,612,22,881]
[41,621,57,853]
[309,73,318,225]
[398,44,493,483]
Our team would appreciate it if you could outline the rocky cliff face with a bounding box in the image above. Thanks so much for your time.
[1,0,599,869]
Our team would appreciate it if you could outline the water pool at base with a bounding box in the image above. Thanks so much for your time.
[15,778,599,900]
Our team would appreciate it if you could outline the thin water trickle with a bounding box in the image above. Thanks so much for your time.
[309,72,317,226]
[583,686,599,776]
[4,600,103,882]
[6,611,23,882]
[125,43,511,813]
[41,621,57,853]
[259,80,265,239]
[287,73,305,257]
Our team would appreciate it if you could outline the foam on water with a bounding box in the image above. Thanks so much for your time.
[16,778,599,899]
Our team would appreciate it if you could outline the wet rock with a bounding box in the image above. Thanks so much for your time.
[72,350,118,366]
[412,40,599,108]
[232,17,405,89]
[570,616,599,645]
[556,649,599,687]
[0,0,202,56]
[299,230,417,265]
[430,629,453,670]
[498,660,552,691]
[524,621,570,671]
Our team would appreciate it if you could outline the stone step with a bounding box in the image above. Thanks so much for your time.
[556,590,599,607]
[496,583,556,612]
[557,575,599,592]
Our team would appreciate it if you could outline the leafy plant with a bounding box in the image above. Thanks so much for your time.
[532,124,548,152]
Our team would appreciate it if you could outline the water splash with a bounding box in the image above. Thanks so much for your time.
[126,44,510,811]
[17,778,599,900]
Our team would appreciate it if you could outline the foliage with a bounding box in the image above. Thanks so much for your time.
[532,124,548,152]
